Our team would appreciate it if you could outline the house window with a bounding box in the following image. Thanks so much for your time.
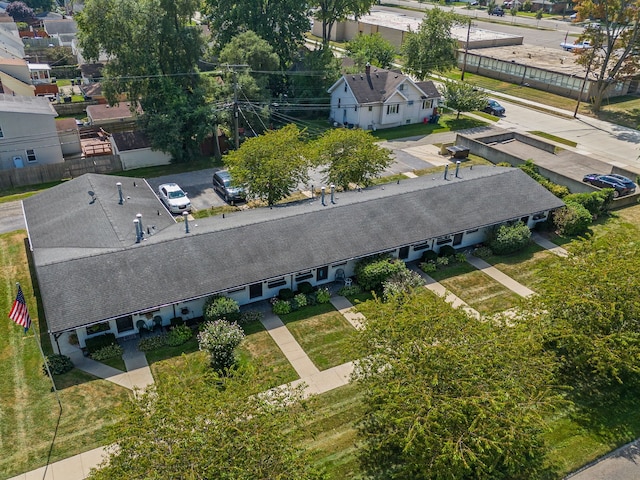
[295,271,313,282]
[436,236,452,246]
[0,126,4,138]
[338,98,341,107]
[317,266,328,281]
[368,106,372,111]
[399,84,404,91]
[355,105,358,111]
[26,149,37,162]
[116,315,134,333]
[413,241,432,251]
[386,104,399,115]
[422,100,430,109]
[344,84,347,92]
[408,100,414,106]
[249,282,263,299]
[86,322,110,336]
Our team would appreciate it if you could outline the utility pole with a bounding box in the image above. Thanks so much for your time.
[232,68,239,150]
[460,19,472,82]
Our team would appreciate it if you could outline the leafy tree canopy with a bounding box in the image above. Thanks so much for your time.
[6,1,34,22]
[537,233,640,400]
[354,289,561,480]
[312,0,378,45]
[439,79,487,119]
[204,0,311,67]
[310,128,393,190]
[574,0,640,111]
[401,7,464,80]
[287,47,341,105]
[346,33,397,70]
[87,358,325,479]
[225,124,310,205]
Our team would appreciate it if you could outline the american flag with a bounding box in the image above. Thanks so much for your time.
[9,285,32,332]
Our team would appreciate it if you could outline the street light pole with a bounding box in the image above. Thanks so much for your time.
[460,19,472,82]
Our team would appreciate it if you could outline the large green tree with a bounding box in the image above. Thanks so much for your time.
[204,0,311,66]
[76,0,208,162]
[346,33,397,70]
[312,0,377,45]
[537,233,640,401]
[353,289,561,480]
[440,79,488,119]
[88,359,325,479]
[573,0,640,111]
[310,128,393,190]
[401,8,463,80]
[225,124,310,206]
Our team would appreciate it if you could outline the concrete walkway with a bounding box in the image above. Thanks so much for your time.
[465,254,536,298]
[532,232,569,257]
[409,264,481,319]
[62,339,154,392]
[257,303,320,378]
[7,446,110,480]
[330,295,366,329]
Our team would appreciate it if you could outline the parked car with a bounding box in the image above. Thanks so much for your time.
[158,183,192,213]
[484,99,506,116]
[582,173,637,197]
[488,7,505,15]
[212,170,246,203]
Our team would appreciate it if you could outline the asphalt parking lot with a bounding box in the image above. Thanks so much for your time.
[146,167,230,212]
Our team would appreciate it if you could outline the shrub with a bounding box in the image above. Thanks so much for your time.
[421,250,438,262]
[496,162,512,167]
[43,354,73,375]
[553,202,592,236]
[455,253,467,263]
[338,285,363,297]
[355,255,406,291]
[166,325,192,346]
[473,245,493,258]
[91,343,124,361]
[170,316,184,327]
[383,269,424,301]
[316,287,331,304]
[204,295,240,323]
[278,288,295,300]
[272,299,292,315]
[420,262,437,273]
[85,333,117,354]
[564,190,613,218]
[296,282,314,295]
[293,293,308,309]
[238,310,263,325]
[519,160,570,198]
[436,256,450,267]
[138,334,167,351]
[438,245,456,257]
[488,221,531,255]
[197,320,245,373]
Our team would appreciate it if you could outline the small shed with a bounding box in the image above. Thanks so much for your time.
[56,117,81,156]
[110,130,171,170]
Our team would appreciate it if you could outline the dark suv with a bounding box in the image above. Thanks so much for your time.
[582,173,637,197]
[488,7,505,16]
[212,170,246,203]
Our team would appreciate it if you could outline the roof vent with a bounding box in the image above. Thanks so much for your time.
[360,75,363,80]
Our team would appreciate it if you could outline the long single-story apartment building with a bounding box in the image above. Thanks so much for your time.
[22,166,564,353]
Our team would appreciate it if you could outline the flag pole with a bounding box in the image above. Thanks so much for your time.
[16,282,62,412]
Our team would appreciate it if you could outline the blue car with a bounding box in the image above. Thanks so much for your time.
[484,99,505,116]
[582,173,637,197]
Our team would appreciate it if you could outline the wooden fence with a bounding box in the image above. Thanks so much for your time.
[0,156,122,190]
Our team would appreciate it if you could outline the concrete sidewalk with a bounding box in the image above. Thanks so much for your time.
[330,295,366,329]
[7,446,109,480]
[532,232,569,257]
[466,254,536,298]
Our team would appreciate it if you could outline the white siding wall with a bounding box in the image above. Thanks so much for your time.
[0,111,63,169]
[118,147,172,171]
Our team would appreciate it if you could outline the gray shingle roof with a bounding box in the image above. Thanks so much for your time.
[111,131,151,151]
[25,167,564,333]
[335,70,441,105]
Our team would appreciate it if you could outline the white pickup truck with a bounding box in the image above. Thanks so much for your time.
[560,40,592,52]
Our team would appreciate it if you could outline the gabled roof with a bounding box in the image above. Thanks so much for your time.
[111,130,151,151]
[86,102,140,122]
[330,69,441,105]
[24,167,564,333]
[43,19,78,35]
[0,94,57,115]
[55,117,77,131]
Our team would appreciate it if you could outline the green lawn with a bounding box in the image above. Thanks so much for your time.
[280,303,357,370]
[371,113,489,141]
[0,232,130,478]
[429,261,522,314]
[99,355,126,371]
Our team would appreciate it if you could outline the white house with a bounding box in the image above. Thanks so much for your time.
[21,167,564,353]
[0,94,63,169]
[328,65,441,130]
